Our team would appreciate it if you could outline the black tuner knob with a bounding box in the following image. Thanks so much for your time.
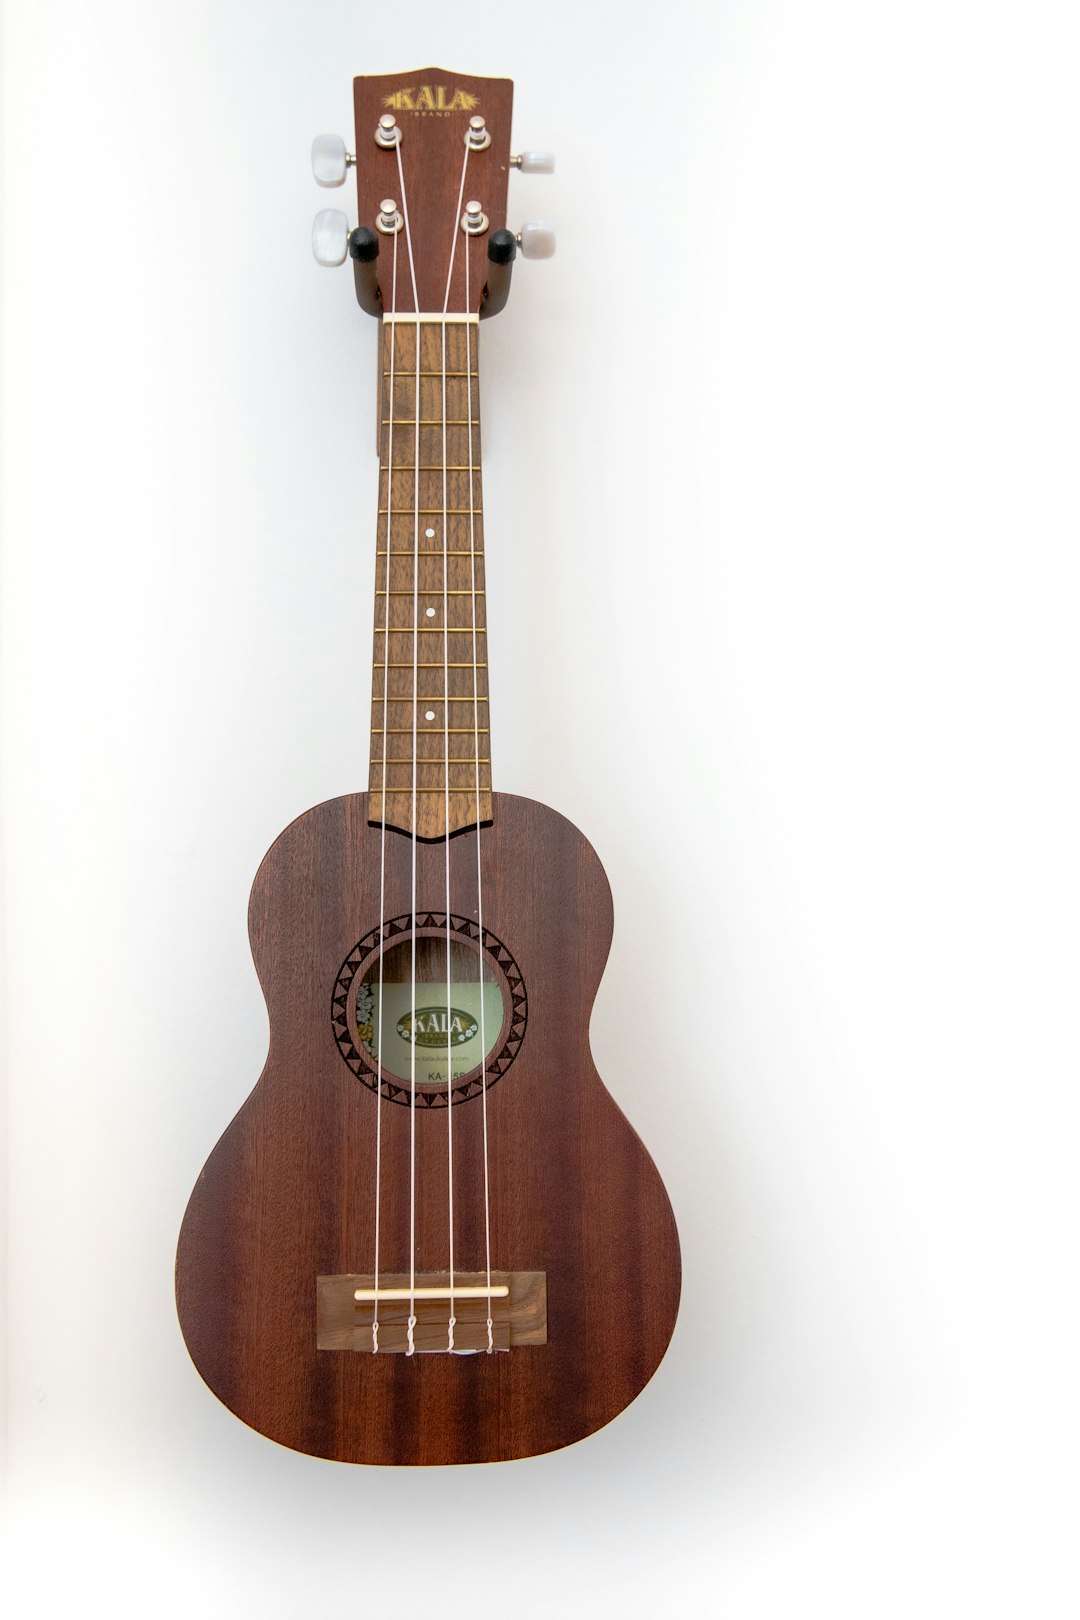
[349,227,381,316]
[349,226,380,263]
[488,228,518,266]
[481,229,517,319]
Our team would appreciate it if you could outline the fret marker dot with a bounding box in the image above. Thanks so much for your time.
[425,607,436,617]
[425,528,435,538]
[424,709,435,721]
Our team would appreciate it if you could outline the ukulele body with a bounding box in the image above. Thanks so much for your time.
[175,791,680,1465]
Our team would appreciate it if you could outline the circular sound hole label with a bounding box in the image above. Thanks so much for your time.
[354,963,504,1089]
[331,913,527,1109]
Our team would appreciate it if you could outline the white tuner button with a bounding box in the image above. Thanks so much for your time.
[512,150,556,174]
[517,220,556,260]
[312,208,349,266]
[311,134,352,187]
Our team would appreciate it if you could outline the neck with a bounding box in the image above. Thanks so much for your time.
[368,314,492,839]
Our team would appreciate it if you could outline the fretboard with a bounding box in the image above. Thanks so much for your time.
[368,316,492,839]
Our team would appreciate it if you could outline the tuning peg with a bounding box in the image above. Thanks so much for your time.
[516,220,556,260]
[312,208,350,266]
[510,151,556,174]
[311,133,354,187]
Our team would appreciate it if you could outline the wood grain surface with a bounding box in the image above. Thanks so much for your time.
[175,792,681,1465]
[352,68,514,316]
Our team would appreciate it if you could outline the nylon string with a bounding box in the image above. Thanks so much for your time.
[440,139,471,1352]
[371,224,401,1352]
[463,236,495,1351]
[393,140,422,1357]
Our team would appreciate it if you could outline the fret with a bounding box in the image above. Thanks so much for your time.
[378,578,482,590]
[372,728,490,734]
[378,509,479,516]
[375,662,487,668]
[375,628,485,635]
[383,418,474,426]
[373,696,489,703]
[372,771,492,779]
[376,535,483,550]
[380,486,481,500]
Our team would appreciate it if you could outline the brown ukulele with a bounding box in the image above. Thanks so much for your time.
[175,67,680,1466]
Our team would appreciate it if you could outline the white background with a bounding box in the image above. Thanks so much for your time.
[3,1,1079,1614]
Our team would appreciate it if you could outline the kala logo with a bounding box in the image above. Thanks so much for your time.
[382,86,480,114]
[397,1006,479,1048]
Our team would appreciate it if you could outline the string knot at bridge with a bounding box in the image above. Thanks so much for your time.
[318,1271,546,1356]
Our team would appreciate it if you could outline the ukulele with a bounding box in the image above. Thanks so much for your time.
[175,67,680,1466]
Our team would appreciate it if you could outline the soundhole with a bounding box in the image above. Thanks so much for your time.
[358,936,503,1088]
[330,913,528,1109]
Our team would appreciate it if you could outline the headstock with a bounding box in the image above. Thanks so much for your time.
[311,68,554,319]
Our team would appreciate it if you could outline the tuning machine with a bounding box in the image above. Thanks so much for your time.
[509,145,556,261]
[310,211,381,314]
[311,134,355,188]
[510,150,556,173]
[310,132,358,265]
[517,221,557,259]
[312,208,350,266]
[375,114,402,149]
